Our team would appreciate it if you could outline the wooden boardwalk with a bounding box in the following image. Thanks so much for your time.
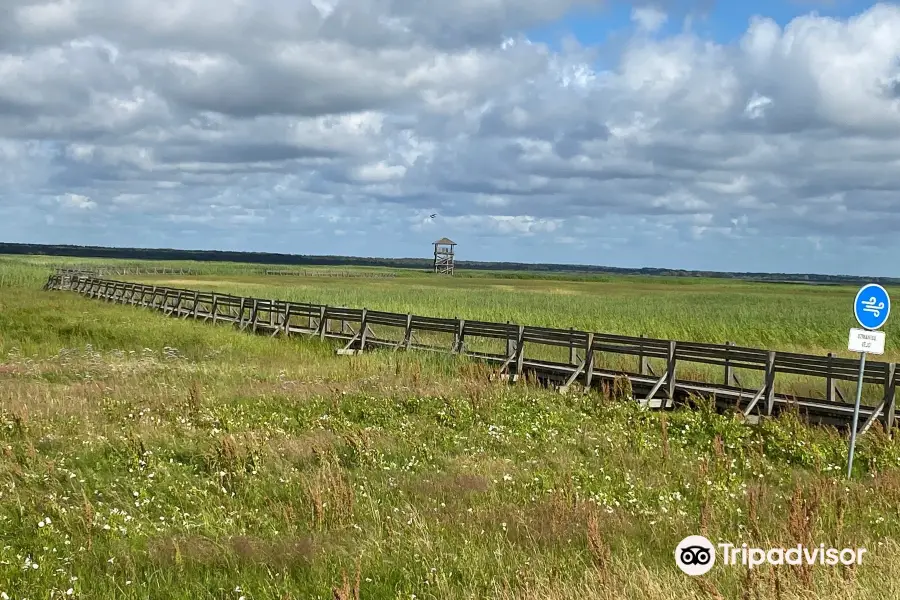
[43,272,898,434]
[51,267,397,278]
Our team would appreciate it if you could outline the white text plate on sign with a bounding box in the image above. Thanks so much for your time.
[848,328,886,355]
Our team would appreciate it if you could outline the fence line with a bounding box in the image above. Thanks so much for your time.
[52,267,198,276]
[43,272,897,433]
[51,267,396,278]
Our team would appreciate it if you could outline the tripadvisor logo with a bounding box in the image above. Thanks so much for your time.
[675,536,867,575]
[675,535,716,576]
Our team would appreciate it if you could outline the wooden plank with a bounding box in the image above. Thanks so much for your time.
[559,357,587,392]
[645,370,669,402]
[665,341,677,406]
[742,383,768,417]
[404,314,413,350]
[638,334,648,375]
[826,352,836,404]
[765,351,776,416]
[463,322,519,338]
[584,333,595,392]
[569,328,576,365]
[318,306,327,340]
[859,364,894,436]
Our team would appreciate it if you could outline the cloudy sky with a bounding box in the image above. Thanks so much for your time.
[3,0,900,275]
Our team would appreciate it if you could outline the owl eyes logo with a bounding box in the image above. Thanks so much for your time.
[680,545,712,565]
[675,535,716,576]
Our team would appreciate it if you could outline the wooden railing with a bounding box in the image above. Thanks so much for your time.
[51,267,396,278]
[43,272,897,433]
[52,267,198,276]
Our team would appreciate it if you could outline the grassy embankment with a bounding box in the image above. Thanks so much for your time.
[2,260,900,598]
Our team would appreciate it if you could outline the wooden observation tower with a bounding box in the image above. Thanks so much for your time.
[432,238,456,275]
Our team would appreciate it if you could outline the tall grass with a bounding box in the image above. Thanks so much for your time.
[2,270,900,599]
[121,272,892,360]
[2,256,900,598]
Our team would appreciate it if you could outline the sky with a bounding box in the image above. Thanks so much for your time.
[3,1,900,276]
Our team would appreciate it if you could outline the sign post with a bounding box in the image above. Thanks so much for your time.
[847,283,890,478]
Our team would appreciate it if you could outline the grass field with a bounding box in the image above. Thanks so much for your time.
[3,257,900,599]
[125,273,898,360]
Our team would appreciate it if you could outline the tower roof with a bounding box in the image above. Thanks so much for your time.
[433,237,456,245]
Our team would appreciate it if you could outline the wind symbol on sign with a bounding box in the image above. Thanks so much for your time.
[862,297,885,317]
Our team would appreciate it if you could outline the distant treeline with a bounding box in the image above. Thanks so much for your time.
[3,242,898,285]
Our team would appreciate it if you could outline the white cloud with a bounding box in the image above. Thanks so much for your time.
[631,6,668,34]
[3,2,900,273]
[57,193,96,210]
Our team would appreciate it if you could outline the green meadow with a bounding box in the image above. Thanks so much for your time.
[2,256,900,599]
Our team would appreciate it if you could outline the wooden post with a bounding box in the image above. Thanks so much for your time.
[250,299,259,332]
[724,341,734,386]
[764,351,776,416]
[211,294,219,324]
[282,305,292,337]
[666,341,677,402]
[506,321,514,358]
[826,352,836,404]
[454,319,465,354]
[359,309,368,351]
[190,292,200,319]
[569,328,576,365]
[318,306,328,340]
[170,291,183,315]
[638,334,649,376]
[404,314,413,350]
[884,362,896,433]
[513,325,525,382]
[584,333,595,391]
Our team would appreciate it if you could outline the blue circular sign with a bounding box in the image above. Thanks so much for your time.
[854,283,891,330]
